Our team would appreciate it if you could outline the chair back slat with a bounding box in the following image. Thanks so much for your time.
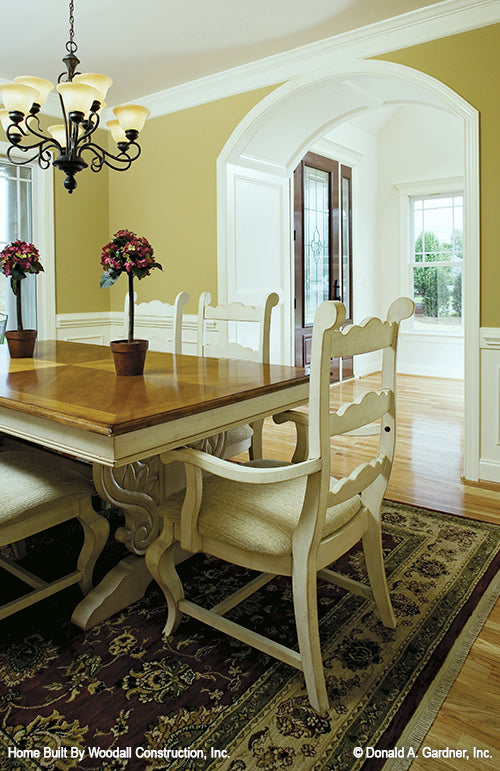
[326,457,387,508]
[124,291,190,354]
[328,316,397,358]
[197,291,279,363]
[330,389,394,436]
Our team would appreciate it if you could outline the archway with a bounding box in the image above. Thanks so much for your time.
[216,59,479,481]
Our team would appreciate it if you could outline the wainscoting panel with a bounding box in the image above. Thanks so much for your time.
[480,327,500,483]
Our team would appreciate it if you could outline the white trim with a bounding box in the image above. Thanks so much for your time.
[480,327,500,349]
[31,163,56,340]
[135,0,500,117]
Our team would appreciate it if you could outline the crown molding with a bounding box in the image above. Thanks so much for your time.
[139,0,500,119]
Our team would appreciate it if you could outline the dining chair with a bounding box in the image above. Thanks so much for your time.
[0,450,109,621]
[196,290,279,459]
[146,297,414,712]
[124,290,190,354]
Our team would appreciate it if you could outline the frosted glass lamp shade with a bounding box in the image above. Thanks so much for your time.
[48,124,68,147]
[56,82,99,115]
[0,83,39,115]
[73,73,112,103]
[113,104,150,133]
[14,76,54,106]
[0,108,11,132]
[106,119,127,144]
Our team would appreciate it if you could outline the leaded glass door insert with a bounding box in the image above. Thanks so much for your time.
[294,153,353,379]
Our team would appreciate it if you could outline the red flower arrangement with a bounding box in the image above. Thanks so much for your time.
[100,229,162,343]
[0,240,44,331]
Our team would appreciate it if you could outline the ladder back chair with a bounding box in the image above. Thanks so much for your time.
[146,297,414,713]
[196,290,279,459]
[0,451,109,621]
[124,290,190,354]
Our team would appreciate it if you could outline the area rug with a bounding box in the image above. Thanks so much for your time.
[0,501,498,771]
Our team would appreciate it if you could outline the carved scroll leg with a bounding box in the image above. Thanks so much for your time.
[76,498,110,595]
[146,522,184,637]
[72,459,161,630]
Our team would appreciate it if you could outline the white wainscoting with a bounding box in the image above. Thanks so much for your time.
[56,311,199,355]
[480,327,500,483]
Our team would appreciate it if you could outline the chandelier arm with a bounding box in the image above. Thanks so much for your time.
[81,141,142,173]
[6,143,56,169]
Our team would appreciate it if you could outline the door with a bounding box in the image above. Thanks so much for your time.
[294,152,353,378]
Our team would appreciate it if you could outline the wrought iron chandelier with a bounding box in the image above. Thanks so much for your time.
[0,0,150,193]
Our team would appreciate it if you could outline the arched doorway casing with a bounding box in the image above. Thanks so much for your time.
[216,60,480,481]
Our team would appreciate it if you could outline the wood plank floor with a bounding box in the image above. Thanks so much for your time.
[253,373,499,769]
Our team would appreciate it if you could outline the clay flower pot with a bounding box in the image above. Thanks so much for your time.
[5,329,37,358]
[110,339,148,376]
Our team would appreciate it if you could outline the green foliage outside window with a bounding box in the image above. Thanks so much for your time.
[413,230,463,319]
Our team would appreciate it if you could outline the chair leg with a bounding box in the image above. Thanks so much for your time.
[362,521,396,629]
[76,499,110,595]
[146,524,184,636]
[249,419,264,460]
[292,564,329,713]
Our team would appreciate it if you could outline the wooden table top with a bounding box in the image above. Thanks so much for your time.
[0,341,309,437]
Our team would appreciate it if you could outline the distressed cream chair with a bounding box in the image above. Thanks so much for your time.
[196,291,279,459]
[146,297,414,712]
[0,451,109,620]
[124,290,190,354]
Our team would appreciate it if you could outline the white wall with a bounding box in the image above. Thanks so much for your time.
[326,104,465,378]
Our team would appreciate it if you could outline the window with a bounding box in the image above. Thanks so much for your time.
[409,192,463,332]
[0,148,55,339]
[0,161,37,328]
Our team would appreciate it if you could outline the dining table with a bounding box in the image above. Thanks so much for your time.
[0,340,309,629]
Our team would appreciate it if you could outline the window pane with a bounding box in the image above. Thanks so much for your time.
[0,161,34,323]
[341,175,351,318]
[410,192,463,331]
[413,265,462,329]
[304,166,329,326]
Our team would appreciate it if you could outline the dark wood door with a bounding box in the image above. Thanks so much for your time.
[294,153,353,378]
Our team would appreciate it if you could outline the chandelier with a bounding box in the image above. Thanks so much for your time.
[0,0,150,193]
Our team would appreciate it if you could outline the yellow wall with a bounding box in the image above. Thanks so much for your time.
[55,25,500,326]
[378,23,500,327]
[54,128,109,314]
[106,86,276,313]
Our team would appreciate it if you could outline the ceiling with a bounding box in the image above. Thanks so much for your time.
[1,0,445,106]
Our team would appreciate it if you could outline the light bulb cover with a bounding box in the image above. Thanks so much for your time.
[113,104,150,133]
[48,124,68,147]
[0,83,39,115]
[106,119,127,144]
[14,76,54,106]
[56,82,99,116]
[73,73,112,103]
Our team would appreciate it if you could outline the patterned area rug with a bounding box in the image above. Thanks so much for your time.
[0,502,498,771]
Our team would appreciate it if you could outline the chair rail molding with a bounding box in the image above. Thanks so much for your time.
[480,327,500,483]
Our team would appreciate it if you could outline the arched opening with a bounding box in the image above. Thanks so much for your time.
[217,60,479,481]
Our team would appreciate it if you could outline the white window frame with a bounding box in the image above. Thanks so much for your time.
[0,141,56,340]
[395,176,465,340]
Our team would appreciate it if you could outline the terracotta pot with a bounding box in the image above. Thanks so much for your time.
[5,329,37,358]
[110,339,148,376]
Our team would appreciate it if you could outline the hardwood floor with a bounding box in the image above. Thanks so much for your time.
[253,373,500,769]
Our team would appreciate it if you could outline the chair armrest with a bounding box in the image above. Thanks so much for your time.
[160,447,320,484]
[273,409,309,463]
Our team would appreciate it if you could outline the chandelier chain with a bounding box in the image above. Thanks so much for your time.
[66,0,78,55]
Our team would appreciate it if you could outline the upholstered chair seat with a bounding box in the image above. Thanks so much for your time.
[0,450,109,620]
[162,472,362,558]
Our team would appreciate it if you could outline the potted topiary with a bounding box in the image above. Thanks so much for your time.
[0,239,44,358]
[100,229,162,376]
